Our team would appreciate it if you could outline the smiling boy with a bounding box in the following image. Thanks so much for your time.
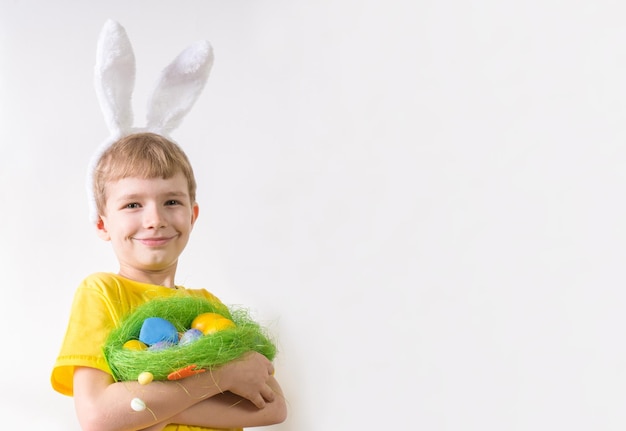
[51,133,287,431]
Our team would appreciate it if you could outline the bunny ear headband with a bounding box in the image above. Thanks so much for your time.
[86,19,214,223]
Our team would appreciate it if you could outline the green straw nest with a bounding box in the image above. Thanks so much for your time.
[103,296,277,382]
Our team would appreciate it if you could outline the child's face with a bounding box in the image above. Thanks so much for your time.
[96,172,199,281]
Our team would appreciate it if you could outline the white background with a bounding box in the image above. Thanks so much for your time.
[2,0,626,429]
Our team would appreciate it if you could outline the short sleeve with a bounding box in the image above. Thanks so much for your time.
[51,281,117,395]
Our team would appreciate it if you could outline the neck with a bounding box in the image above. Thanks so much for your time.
[117,264,178,288]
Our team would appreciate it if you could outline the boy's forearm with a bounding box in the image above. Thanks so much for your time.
[75,367,226,431]
[89,377,286,431]
[170,377,287,429]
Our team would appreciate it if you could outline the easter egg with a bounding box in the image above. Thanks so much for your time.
[139,317,178,346]
[191,313,236,335]
[130,398,146,412]
[123,339,148,351]
[179,328,203,346]
[138,372,154,385]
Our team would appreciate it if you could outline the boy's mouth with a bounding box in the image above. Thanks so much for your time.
[133,236,177,247]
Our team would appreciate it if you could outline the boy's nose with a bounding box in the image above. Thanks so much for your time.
[143,205,167,228]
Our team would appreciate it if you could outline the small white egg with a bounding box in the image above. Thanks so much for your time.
[130,397,146,412]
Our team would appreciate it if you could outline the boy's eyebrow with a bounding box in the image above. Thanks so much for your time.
[114,191,189,201]
[114,193,142,202]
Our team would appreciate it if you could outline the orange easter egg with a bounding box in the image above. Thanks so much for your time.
[191,312,236,335]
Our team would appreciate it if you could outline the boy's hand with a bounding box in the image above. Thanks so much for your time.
[217,351,276,409]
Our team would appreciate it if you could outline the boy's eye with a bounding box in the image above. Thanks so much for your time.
[125,203,140,209]
[165,200,181,206]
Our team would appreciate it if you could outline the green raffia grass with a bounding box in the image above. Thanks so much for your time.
[103,296,276,382]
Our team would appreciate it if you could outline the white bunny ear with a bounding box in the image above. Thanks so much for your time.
[146,40,214,136]
[94,19,136,138]
[87,21,214,223]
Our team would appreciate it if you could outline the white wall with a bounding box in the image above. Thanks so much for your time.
[2,0,626,429]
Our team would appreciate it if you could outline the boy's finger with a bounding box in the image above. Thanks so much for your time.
[250,393,267,409]
[261,384,275,403]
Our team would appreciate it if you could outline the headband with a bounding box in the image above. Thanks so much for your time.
[87,19,214,223]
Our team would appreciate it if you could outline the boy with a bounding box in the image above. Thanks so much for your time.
[51,132,287,431]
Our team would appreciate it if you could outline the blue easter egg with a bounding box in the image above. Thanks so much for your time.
[139,317,179,346]
[179,328,203,346]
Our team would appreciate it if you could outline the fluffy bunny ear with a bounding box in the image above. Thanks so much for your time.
[87,19,137,223]
[146,40,214,136]
[87,20,214,223]
[94,19,136,138]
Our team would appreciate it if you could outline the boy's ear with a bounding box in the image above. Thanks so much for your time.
[191,203,199,227]
[96,217,111,241]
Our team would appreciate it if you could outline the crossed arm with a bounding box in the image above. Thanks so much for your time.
[73,352,287,431]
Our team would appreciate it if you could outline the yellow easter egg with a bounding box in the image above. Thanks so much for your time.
[191,312,236,335]
[138,371,154,385]
[123,339,148,351]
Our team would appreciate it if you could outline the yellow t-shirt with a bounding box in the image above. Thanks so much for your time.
[51,272,240,431]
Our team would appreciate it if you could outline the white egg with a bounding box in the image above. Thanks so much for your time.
[130,397,146,412]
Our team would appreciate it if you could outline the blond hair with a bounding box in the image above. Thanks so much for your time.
[93,132,197,216]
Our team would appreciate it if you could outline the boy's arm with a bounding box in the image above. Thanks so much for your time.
[169,376,287,429]
[73,352,279,431]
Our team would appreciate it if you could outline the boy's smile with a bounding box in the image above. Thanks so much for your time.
[133,236,178,247]
[96,172,199,286]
